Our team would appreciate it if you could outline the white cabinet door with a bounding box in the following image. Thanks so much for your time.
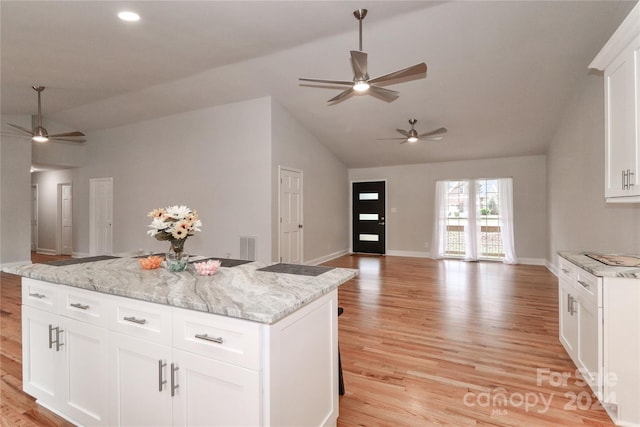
[575,296,602,397]
[171,349,260,427]
[109,331,173,427]
[604,37,640,200]
[61,317,109,426]
[22,305,62,407]
[558,279,578,358]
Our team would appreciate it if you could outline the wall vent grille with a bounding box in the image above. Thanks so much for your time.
[240,236,256,261]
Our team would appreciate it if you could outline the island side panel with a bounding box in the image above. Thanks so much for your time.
[265,290,339,427]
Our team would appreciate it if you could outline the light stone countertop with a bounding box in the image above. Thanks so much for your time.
[4,257,358,324]
[558,252,640,279]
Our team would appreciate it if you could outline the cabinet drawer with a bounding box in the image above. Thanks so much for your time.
[173,308,261,370]
[110,297,172,346]
[60,286,110,327]
[558,258,576,283]
[22,278,58,312]
[575,268,602,307]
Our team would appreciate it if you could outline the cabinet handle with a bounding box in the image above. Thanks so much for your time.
[629,170,635,187]
[70,303,90,310]
[123,316,147,325]
[29,292,46,299]
[170,363,179,397]
[48,324,55,349]
[577,280,590,290]
[194,333,224,344]
[569,295,576,316]
[55,327,64,351]
[622,169,627,190]
[158,360,166,392]
[561,268,569,274]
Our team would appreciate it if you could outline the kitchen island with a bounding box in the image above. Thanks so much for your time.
[557,252,639,426]
[5,256,358,427]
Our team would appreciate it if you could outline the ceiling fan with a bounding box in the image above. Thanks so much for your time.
[378,119,447,144]
[299,9,427,104]
[7,86,86,143]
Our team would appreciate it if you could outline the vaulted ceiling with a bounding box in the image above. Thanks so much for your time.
[1,1,636,168]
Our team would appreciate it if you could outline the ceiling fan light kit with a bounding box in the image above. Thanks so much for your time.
[299,9,427,104]
[8,86,86,144]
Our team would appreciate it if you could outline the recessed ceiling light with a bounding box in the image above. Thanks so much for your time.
[118,11,140,22]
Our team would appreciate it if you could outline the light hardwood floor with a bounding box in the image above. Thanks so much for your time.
[1,254,613,426]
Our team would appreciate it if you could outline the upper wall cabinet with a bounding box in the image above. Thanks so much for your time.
[590,3,640,203]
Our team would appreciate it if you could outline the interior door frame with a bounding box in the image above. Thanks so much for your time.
[56,183,72,255]
[90,177,113,256]
[350,179,387,254]
[278,166,303,264]
[31,184,38,252]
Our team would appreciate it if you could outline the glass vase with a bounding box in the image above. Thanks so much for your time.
[166,240,188,272]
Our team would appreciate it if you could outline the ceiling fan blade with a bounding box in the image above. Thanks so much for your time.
[8,123,34,136]
[299,78,353,86]
[420,136,445,141]
[376,137,407,140]
[395,128,410,137]
[418,127,447,138]
[368,62,427,85]
[350,50,368,80]
[50,137,86,143]
[328,87,355,103]
[49,131,86,138]
[368,85,399,102]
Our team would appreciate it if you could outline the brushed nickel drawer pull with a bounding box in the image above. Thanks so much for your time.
[561,268,569,274]
[123,316,147,325]
[195,333,224,344]
[70,303,90,310]
[577,280,590,289]
[29,292,46,299]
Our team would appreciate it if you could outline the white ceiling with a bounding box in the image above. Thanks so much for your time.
[1,1,636,168]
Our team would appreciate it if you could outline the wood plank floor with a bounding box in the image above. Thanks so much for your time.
[1,254,613,426]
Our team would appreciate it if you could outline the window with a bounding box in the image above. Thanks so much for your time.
[432,178,518,263]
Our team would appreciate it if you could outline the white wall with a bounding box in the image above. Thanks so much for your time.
[547,74,640,267]
[349,155,547,263]
[0,116,33,266]
[71,97,273,260]
[271,100,349,264]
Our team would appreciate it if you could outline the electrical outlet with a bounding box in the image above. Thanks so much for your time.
[225,252,231,258]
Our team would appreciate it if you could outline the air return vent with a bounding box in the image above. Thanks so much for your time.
[240,236,256,261]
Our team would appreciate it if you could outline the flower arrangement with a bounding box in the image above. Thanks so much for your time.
[147,205,202,256]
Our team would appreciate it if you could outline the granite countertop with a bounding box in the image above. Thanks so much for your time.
[558,252,640,279]
[3,257,358,324]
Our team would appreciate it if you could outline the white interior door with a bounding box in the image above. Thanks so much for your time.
[31,184,38,252]
[90,178,113,255]
[61,184,72,255]
[279,168,303,264]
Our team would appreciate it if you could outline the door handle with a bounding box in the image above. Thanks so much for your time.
[378,222,385,225]
[298,224,303,229]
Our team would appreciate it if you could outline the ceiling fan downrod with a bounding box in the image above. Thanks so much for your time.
[353,9,367,52]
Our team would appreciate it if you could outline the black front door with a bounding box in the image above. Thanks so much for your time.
[352,181,385,254]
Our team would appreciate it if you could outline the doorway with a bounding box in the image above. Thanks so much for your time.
[90,177,113,255]
[352,181,386,254]
[59,183,73,255]
[279,167,303,263]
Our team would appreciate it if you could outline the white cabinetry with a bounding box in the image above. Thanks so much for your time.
[557,257,640,426]
[22,278,339,427]
[22,279,109,426]
[557,258,602,396]
[590,3,640,203]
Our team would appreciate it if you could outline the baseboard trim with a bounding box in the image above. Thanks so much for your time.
[36,248,57,255]
[306,249,349,266]
[519,257,547,266]
[386,250,434,258]
[72,252,90,258]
